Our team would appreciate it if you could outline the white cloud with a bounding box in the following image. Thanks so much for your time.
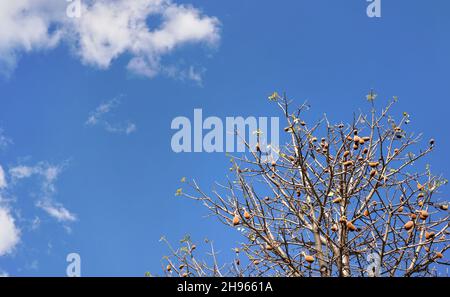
[0,165,7,189]
[0,0,220,80]
[0,207,20,256]
[9,162,77,223]
[0,129,12,150]
[86,97,137,135]
[36,201,76,222]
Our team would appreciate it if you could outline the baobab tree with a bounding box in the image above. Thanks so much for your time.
[163,92,449,277]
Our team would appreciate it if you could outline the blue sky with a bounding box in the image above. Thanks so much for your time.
[0,0,449,276]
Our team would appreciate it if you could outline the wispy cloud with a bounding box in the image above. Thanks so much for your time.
[9,162,77,223]
[0,0,220,81]
[0,129,12,150]
[86,97,136,135]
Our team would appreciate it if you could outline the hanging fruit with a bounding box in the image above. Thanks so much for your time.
[331,224,338,232]
[425,232,435,240]
[364,209,370,217]
[404,221,414,231]
[369,161,379,168]
[419,210,429,220]
[232,214,241,226]
[244,210,251,220]
[440,204,448,211]
[304,254,315,264]
[332,197,343,204]
[347,221,357,232]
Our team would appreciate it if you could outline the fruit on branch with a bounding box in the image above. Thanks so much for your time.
[440,204,449,211]
[363,148,369,154]
[232,214,241,226]
[179,264,185,270]
[331,224,338,232]
[332,197,343,204]
[425,232,435,240]
[410,213,417,220]
[256,143,261,152]
[370,169,378,178]
[418,192,425,198]
[244,210,251,220]
[343,150,350,158]
[166,264,172,272]
[362,136,371,142]
[398,206,404,213]
[436,252,444,259]
[265,243,273,251]
[369,161,379,168]
[347,221,357,232]
[353,143,359,150]
[304,254,315,264]
[418,201,424,207]
[404,221,414,231]
[364,209,370,217]
[419,210,429,220]
[343,160,354,167]
[359,138,365,145]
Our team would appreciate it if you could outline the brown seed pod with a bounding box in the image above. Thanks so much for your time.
[426,232,435,240]
[311,137,318,142]
[191,245,196,251]
[358,156,364,161]
[265,244,273,251]
[440,205,449,211]
[362,136,371,141]
[353,143,359,150]
[179,264,185,270]
[410,213,417,220]
[339,216,347,223]
[370,169,378,178]
[418,201,424,207]
[369,161,379,168]
[346,135,353,141]
[232,215,241,226]
[419,210,429,220]
[235,259,240,266]
[331,224,338,232]
[353,135,360,143]
[332,197,343,204]
[364,209,370,217]
[404,221,414,231]
[304,255,315,264]
[166,264,172,272]
[363,148,369,154]
[436,252,444,259]
[244,211,251,220]
[300,121,306,126]
[418,192,425,198]
[256,143,261,152]
[271,161,276,167]
[394,148,400,154]
[343,150,350,158]
[347,221,357,232]
[253,259,260,265]
[398,206,404,213]
[359,138,365,145]
[343,160,354,167]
